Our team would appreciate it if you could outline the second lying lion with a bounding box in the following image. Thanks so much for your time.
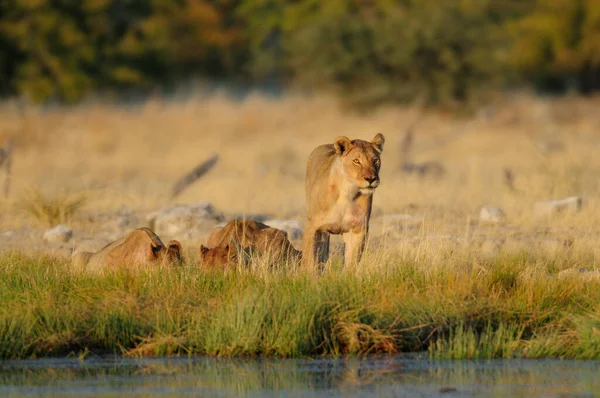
[198,245,238,270]
[72,227,182,272]
[199,220,301,269]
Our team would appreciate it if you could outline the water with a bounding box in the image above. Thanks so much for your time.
[1,356,599,397]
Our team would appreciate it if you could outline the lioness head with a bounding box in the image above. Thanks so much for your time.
[333,133,385,193]
[134,227,183,267]
[199,244,238,270]
[160,240,183,266]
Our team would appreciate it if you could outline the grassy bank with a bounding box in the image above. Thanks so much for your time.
[1,249,600,360]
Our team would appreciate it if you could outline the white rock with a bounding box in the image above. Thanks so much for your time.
[102,215,130,232]
[533,196,582,217]
[264,219,303,240]
[479,206,505,223]
[146,201,223,236]
[43,225,73,244]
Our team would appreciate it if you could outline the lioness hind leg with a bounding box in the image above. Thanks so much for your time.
[314,230,330,271]
[301,227,329,272]
[343,230,367,269]
[301,226,317,271]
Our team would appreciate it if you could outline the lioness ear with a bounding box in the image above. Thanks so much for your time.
[333,136,352,155]
[150,243,162,259]
[168,240,182,254]
[200,245,209,254]
[371,133,385,153]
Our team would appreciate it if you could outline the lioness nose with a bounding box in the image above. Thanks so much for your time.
[365,176,377,184]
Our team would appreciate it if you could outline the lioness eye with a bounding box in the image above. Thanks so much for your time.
[353,159,360,165]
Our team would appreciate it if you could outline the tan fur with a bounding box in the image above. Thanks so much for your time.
[207,219,301,264]
[72,227,182,272]
[198,244,238,270]
[302,133,385,271]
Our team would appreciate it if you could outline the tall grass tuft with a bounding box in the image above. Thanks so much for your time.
[18,189,87,227]
[1,250,600,359]
[429,322,524,359]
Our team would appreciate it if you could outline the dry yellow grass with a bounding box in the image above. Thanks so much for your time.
[0,91,599,259]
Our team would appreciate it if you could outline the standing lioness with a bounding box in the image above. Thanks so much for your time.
[302,133,384,271]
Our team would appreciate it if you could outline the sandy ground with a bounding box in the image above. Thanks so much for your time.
[0,92,599,264]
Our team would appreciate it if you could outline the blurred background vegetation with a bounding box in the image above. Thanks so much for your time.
[0,0,599,107]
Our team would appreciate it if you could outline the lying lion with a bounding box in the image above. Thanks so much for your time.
[198,244,243,270]
[72,227,182,272]
[204,219,301,267]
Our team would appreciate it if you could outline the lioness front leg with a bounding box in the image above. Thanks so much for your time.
[343,229,367,269]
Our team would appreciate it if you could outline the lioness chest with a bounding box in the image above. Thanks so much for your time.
[318,190,371,234]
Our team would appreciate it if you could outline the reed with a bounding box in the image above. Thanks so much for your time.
[1,247,599,360]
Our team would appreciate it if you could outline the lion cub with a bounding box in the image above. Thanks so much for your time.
[72,227,182,272]
[204,219,301,267]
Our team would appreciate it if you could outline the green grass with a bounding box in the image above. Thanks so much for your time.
[1,249,599,360]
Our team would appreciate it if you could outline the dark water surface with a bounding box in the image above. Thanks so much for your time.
[1,356,599,397]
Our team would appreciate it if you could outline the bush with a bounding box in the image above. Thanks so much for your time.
[18,189,86,227]
[508,0,600,94]
[0,0,600,106]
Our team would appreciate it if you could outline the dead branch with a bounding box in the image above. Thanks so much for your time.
[0,148,6,170]
[3,139,11,198]
[171,153,218,199]
[397,117,446,179]
[398,124,415,161]
[400,161,445,178]
[503,168,515,191]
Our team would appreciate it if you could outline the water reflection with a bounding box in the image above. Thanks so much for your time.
[1,356,599,397]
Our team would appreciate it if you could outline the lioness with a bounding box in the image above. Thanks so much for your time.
[207,219,301,264]
[302,133,384,270]
[198,245,238,270]
[72,227,182,272]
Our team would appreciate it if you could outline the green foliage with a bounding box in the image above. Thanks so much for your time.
[0,0,599,105]
[241,0,510,107]
[0,0,247,102]
[429,322,524,359]
[508,0,600,93]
